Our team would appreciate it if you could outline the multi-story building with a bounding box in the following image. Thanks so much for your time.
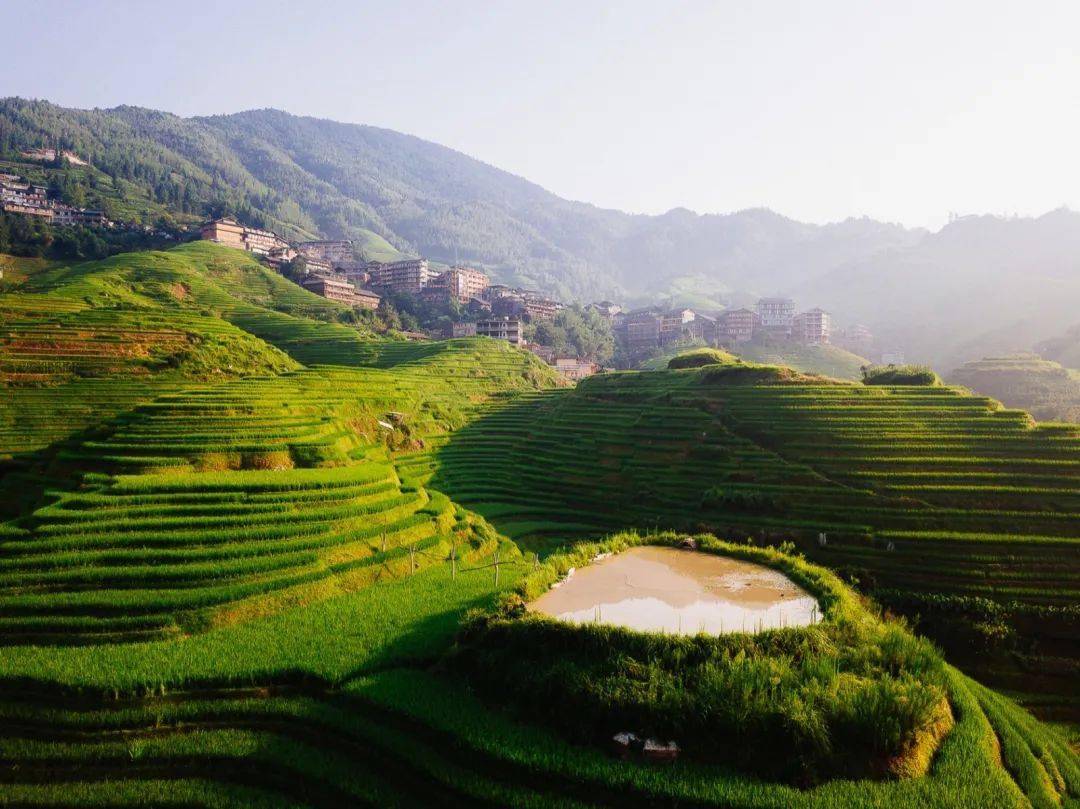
[436,266,490,303]
[200,217,247,250]
[476,317,524,346]
[555,357,601,381]
[301,275,381,310]
[687,312,718,344]
[300,256,333,275]
[200,217,291,257]
[792,308,831,345]
[0,180,53,219]
[620,310,663,352]
[351,287,382,311]
[659,309,696,345]
[717,308,759,343]
[302,275,359,304]
[451,322,478,338]
[367,258,436,296]
[51,208,109,227]
[483,283,514,302]
[337,268,371,288]
[586,301,623,322]
[242,225,292,257]
[491,294,523,318]
[297,240,359,269]
[756,297,796,333]
[520,291,561,321]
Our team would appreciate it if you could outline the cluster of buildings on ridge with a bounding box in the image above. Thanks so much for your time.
[199,217,599,377]
[0,172,111,228]
[198,217,899,374]
[611,298,892,363]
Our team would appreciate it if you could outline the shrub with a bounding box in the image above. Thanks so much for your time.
[668,348,738,369]
[862,365,941,386]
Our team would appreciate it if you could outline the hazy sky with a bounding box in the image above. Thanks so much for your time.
[4,0,1079,229]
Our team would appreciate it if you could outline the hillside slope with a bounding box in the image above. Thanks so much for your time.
[0,98,918,301]
[0,246,1076,807]
[416,365,1080,713]
[950,354,1080,423]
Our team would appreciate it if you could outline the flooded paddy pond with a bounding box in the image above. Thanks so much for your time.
[530,546,821,635]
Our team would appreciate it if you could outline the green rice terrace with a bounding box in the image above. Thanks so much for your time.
[0,242,1077,807]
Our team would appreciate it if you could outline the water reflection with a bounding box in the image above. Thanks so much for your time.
[529,546,821,635]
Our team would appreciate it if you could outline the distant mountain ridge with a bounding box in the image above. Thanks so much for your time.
[2,97,1080,367]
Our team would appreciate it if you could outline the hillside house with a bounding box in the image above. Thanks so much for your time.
[451,322,478,337]
[519,291,561,321]
[297,240,358,270]
[302,276,381,310]
[483,283,514,302]
[586,300,623,322]
[792,308,831,345]
[717,308,759,343]
[555,357,600,380]
[367,258,436,296]
[659,309,696,345]
[0,179,52,219]
[687,312,718,344]
[756,297,796,334]
[300,256,334,275]
[434,266,490,303]
[620,310,663,352]
[476,317,524,346]
[200,217,292,258]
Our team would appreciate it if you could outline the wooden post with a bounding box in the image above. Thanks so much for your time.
[381,530,387,554]
[409,543,416,575]
[451,542,457,581]
[494,548,500,586]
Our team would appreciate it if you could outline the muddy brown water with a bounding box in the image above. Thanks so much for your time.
[529,546,821,635]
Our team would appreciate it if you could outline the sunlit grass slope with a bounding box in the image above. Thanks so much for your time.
[419,363,1080,714]
[0,243,1076,807]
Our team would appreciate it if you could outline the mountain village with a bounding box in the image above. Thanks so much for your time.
[196,215,873,378]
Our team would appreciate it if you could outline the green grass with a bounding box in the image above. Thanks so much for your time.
[0,242,1076,806]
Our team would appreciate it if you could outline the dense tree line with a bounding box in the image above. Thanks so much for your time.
[526,305,615,364]
[0,213,186,261]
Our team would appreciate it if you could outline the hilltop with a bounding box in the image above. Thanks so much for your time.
[950,354,1080,423]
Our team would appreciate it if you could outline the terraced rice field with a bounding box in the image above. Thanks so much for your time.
[0,243,1076,807]
[416,368,1080,712]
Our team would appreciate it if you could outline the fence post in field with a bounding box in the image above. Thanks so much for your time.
[494,548,500,586]
[451,541,457,581]
[381,529,387,554]
[410,542,416,575]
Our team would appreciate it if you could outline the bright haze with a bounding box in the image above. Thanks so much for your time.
[4,0,1079,229]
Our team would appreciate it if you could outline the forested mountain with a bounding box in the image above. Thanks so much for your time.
[3,97,1080,367]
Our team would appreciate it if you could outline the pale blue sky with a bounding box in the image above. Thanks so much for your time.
[4,0,1079,229]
